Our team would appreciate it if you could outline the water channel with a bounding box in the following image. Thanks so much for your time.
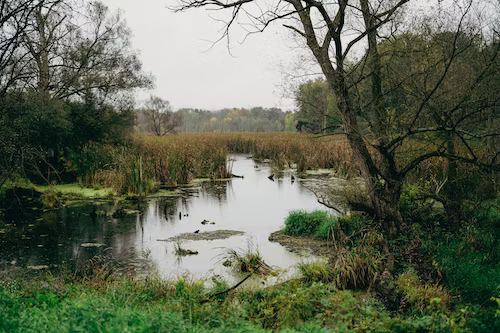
[1,155,333,282]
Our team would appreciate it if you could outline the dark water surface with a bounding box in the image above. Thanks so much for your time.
[1,155,332,281]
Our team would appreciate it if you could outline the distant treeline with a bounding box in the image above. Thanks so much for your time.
[175,107,296,132]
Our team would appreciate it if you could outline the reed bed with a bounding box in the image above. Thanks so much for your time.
[168,132,353,172]
[71,132,494,195]
[72,133,352,194]
[75,135,232,194]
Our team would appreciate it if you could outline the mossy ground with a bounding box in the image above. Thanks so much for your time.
[34,184,115,199]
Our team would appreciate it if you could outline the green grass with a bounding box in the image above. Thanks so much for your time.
[315,217,339,239]
[429,240,500,303]
[284,210,332,236]
[298,261,333,283]
[0,276,480,333]
[34,184,115,199]
[283,210,340,240]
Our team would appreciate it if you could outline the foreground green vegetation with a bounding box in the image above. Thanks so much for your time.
[0,266,494,333]
[277,203,500,331]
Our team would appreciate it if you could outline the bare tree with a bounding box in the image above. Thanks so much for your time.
[18,0,153,101]
[0,0,48,95]
[143,95,183,136]
[174,0,500,233]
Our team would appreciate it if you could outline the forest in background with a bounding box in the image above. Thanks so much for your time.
[136,106,296,133]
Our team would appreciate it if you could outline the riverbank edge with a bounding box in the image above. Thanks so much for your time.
[7,177,235,202]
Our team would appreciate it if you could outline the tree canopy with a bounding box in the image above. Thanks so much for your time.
[0,0,152,184]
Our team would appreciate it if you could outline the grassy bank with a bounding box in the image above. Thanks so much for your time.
[270,207,500,332]
[0,269,487,333]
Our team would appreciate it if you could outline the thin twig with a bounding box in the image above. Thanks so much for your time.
[200,262,263,304]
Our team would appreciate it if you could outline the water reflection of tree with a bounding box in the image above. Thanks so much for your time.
[200,181,229,202]
[154,197,181,221]
[1,201,143,272]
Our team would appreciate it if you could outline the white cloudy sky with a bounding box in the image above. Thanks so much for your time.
[101,0,304,111]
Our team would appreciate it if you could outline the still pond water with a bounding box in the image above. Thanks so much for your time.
[3,155,333,282]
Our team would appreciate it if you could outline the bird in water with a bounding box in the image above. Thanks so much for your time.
[268,174,274,181]
[194,230,200,234]
[291,175,295,183]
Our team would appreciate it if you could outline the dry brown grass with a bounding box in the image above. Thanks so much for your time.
[78,132,486,195]
[136,132,352,170]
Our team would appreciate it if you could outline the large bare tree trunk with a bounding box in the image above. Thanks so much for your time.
[291,0,404,232]
[330,72,401,233]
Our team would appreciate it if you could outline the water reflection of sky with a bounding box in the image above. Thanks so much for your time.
[2,155,333,282]
[137,155,331,281]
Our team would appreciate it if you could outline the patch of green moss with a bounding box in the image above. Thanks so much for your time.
[34,184,115,199]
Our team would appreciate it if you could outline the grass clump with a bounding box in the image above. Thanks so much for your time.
[282,211,383,290]
[174,242,198,256]
[284,210,334,236]
[396,267,452,313]
[218,243,273,275]
[283,211,384,290]
[283,210,371,241]
[315,215,339,239]
[298,261,333,283]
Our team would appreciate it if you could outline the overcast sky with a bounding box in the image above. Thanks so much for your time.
[101,0,301,111]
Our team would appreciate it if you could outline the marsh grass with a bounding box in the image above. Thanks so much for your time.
[216,241,273,275]
[298,261,333,283]
[66,133,354,195]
